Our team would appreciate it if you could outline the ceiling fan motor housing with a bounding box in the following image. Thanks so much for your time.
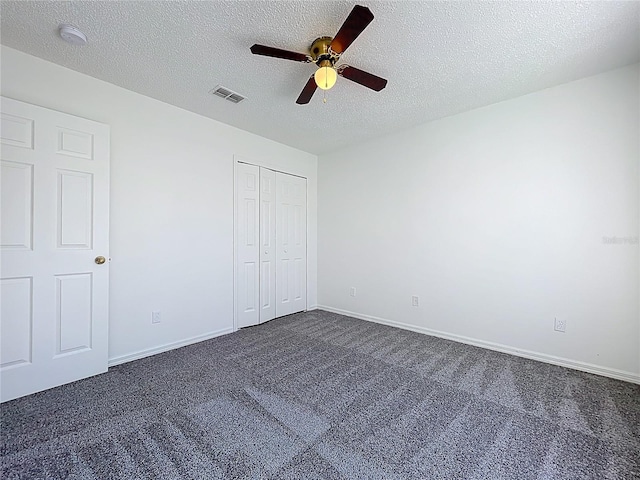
[310,36,338,66]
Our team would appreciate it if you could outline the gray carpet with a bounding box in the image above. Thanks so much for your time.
[1,310,639,479]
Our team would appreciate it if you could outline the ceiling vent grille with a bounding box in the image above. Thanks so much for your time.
[210,85,246,104]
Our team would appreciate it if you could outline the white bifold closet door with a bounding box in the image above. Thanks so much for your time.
[235,163,306,328]
[259,167,276,323]
[275,171,307,317]
[235,163,260,328]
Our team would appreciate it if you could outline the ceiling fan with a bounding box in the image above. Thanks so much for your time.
[250,5,388,104]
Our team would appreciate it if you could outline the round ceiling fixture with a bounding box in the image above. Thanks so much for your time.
[314,65,337,91]
[58,24,87,45]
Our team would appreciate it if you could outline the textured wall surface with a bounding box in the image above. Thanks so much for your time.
[1,1,639,154]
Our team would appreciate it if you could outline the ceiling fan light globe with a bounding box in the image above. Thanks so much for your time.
[314,66,337,90]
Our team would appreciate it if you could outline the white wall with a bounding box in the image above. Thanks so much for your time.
[1,46,318,363]
[318,64,640,382]
[2,45,638,383]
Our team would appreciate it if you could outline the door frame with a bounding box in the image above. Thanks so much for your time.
[233,155,308,332]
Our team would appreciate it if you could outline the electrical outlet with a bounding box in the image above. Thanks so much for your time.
[152,311,161,324]
[350,287,356,297]
[412,295,419,307]
[554,317,566,333]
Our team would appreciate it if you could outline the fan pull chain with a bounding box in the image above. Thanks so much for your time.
[323,89,327,104]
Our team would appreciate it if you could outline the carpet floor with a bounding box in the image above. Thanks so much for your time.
[1,310,639,479]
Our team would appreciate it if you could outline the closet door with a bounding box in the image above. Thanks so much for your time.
[275,172,307,317]
[235,163,307,328]
[235,163,259,328]
[259,168,276,323]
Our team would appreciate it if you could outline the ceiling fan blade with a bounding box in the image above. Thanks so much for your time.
[338,65,387,91]
[330,5,374,55]
[250,44,311,63]
[296,76,318,104]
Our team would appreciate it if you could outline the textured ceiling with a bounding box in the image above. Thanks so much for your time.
[1,1,639,154]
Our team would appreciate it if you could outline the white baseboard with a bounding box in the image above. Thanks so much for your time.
[317,305,640,385]
[108,327,234,367]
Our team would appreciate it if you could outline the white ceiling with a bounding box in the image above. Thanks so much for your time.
[1,1,639,154]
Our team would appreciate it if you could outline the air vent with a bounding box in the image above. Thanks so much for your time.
[210,85,246,104]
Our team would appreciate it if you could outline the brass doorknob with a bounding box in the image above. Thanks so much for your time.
[95,256,106,265]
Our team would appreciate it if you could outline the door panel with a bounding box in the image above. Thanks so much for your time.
[57,170,94,248]
[235,163,260,328]
[275,172,307,317]
[1,161,33,249]
[0,277,33,368]
[55,273,93,354]
[259,167,276,323]
[1,112,34,149]
[0,96,110,402]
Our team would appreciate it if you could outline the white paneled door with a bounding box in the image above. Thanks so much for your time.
[235,163,260,328]
[259,167,276,323]
[275,172,307,318]
[0,97,110,402]
[235,162,306,328]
